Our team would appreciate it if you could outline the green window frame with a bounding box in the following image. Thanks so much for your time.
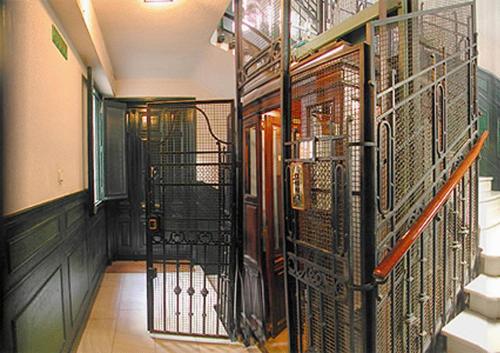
[93,90,105,206]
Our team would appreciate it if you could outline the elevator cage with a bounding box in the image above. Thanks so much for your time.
[235,0,479,352]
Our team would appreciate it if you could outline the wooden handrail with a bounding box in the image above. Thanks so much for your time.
[373,131,489,281]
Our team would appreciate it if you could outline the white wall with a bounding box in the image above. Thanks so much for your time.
[477,0,500,78]
[116,46,236,100]
[4,0,87,214]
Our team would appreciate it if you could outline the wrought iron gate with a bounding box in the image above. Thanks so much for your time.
[145,100,237,338]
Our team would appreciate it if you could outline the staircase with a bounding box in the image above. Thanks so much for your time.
[442,176,500,352]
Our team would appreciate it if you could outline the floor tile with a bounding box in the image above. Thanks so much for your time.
[111,334,155,353]
[101,273,124,288]
[76,319,116,353]
[155,339,200,353]
[90,285,122,319]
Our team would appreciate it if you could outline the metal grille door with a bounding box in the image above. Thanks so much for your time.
[369,3,479,352]
[145,100,236,338]
[284,45,365,353]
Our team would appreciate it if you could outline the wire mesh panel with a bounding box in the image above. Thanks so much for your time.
[291,0,375,44]
[238,0,282,96]
[369,2,479,352]
[284,45,364,353]
[237,0,375,96]
[145,100,236,338]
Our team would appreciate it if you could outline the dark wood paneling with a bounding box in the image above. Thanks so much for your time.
[7,217,61,273]
[1,191,108,353]
[68,233,89,325]
[14,268,65,353]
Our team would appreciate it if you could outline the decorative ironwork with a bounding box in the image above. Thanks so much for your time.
[284,45,364,353]
[145,100,237,338]
[370,2,479,352]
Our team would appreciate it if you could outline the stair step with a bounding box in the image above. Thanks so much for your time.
[480,177,494,194]
[482,253,500,277]
[479,191,500,229]
[465,275,500,319]
[442,311,500,353]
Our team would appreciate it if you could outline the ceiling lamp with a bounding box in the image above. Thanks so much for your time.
[144,0,173,2]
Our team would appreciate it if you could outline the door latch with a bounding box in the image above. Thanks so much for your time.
[148,216,161,232]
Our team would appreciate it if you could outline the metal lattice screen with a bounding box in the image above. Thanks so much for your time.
[370,2,479,352]
[145,101,236,338]
[237,0,375,95]
[285,46,363,353]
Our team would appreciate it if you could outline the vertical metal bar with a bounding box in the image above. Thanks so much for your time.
[146,104,154,332]
[361,41,378,353]
[281,0,298,351]
[176,241,180,333]
[189,244,194,334]
[319,292,326,353]
[419,232,425,353]
[216,142,223,336]
[163,232,167,332]
[202,241,208,335]
[430,52,438,343]
[233,0,243,339]
[460,178,466,289]
[442,201,448,321]
[317,0,324,34]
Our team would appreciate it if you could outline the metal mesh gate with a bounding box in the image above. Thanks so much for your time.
[369,2,479,352]
[145,100,236,338]
[284,45,364,353]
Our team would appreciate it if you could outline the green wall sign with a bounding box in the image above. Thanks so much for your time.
[52,25,68,60]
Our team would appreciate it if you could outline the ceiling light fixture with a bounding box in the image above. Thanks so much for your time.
[144,0,173,2]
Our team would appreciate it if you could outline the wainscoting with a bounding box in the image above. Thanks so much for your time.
[0,191,108,353]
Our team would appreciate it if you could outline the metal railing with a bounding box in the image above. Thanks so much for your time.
[374,131,488,280]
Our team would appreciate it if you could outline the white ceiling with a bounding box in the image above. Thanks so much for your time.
[92,0,230,80]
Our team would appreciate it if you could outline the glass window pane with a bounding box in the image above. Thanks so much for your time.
[272,126,282,250]
[248,126,257,196]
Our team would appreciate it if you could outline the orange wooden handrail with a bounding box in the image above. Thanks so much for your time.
[373,131,489,281]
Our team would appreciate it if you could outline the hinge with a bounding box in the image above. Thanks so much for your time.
[147,267,157,279]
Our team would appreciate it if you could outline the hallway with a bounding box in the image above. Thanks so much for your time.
[77,262,260,353]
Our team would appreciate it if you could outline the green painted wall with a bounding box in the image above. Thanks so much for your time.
[0,192,108,353]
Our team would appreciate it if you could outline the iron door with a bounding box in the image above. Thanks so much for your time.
[145,100,237,339]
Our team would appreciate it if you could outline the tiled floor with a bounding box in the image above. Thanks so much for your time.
[77,262,261,353]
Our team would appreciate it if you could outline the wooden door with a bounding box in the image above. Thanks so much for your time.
[261,112,286,337]
[241,116,267,342]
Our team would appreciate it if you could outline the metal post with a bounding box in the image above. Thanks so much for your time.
[233,0,244,339]
[361,42,378,353]
[145,105,154,332]
[281,0,298,352]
